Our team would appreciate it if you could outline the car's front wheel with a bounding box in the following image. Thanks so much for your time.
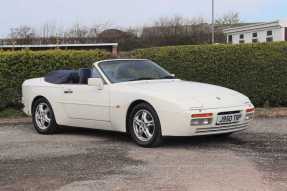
[128,103,162,147]
[32,98,58,134]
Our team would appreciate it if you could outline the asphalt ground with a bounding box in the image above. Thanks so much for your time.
[0,118,286,191]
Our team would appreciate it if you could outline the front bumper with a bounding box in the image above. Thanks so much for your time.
[194,122,248,135]
[160,105,253,136]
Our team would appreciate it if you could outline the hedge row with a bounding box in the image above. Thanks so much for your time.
[131,42,287,107]
[0,50,110,110]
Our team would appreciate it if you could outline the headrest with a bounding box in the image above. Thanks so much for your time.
[79,68,91,84]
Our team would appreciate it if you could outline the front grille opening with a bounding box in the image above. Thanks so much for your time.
[195,123,248,134]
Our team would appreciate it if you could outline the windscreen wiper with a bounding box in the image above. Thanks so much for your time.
[160,75,176,79]
[128,77,156,81]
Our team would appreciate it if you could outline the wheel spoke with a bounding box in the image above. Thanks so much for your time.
[134,125,143,136]
[141,111,148,123]
[142,127,152,138]
[141,111,154,126]
[145,121,154,127]
[35,112,40,120]
[39,117,45,127]
[134,116,142,126]
[44,115,51,123]
[39,104,44,113]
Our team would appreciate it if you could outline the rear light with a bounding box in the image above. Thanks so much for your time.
[191,113,213,126]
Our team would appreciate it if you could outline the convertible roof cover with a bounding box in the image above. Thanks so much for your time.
[44,70,78,84]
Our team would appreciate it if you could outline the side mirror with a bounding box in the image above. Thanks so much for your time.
[88,78,104,90]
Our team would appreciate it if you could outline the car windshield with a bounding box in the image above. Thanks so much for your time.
[98,60,175,83]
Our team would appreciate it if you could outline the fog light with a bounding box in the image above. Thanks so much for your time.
[191,118,212,126]
[245,113,254,120]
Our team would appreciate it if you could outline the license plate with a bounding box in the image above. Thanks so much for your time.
[217,113,242,125]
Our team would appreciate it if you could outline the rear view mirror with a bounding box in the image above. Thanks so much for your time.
[88,78,104,90]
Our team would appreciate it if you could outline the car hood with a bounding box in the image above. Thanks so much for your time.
[121,79,250,109]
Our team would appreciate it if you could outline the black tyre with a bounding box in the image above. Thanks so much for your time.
[128,103,162,147]
[32,97,58,134]
[214,132,233,138]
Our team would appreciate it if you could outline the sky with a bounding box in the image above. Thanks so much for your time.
[0,0,287,37]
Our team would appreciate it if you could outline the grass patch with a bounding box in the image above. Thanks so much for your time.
[0,108,26,118]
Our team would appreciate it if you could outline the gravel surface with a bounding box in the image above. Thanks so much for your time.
[0,119,286,191]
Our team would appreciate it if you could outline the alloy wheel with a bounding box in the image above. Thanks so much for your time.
[133,109,155,142]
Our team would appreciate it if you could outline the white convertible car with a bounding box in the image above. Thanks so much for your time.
[22,59,255,147]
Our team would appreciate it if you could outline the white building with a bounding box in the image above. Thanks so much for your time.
[223,20,287,44]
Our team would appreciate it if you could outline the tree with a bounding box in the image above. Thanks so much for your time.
[9,26,35,39]
[40,22,59,38]
[216,12,240,25]
[65,23,88,38]
[142,16,211,46]
[97,29,139,51]
[8,26,36,44]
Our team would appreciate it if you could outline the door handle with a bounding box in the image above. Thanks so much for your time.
[64,89,73,94]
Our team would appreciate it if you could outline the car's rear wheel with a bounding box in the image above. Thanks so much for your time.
[128,103,162,147]
[32,98,58,134]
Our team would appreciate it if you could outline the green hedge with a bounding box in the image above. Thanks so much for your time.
[131,42,287,107]
[0,50,110,110]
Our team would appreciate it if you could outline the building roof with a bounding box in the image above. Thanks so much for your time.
[0,43,118,49]
[223,20,287,34]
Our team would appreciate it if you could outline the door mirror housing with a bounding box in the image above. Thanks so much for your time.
[88,78,104,90]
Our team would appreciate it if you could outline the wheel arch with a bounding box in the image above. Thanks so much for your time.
[31,95,60,127]
[31,95,49,114]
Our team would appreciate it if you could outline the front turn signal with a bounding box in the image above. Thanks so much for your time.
[192,113,213,118]
[246,108,255,113]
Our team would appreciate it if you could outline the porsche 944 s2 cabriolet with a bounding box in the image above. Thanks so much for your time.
[22,59,255,147]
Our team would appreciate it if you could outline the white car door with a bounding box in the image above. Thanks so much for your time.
[60,69,111,129]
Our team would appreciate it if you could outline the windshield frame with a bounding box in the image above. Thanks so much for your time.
[97,59,174,84]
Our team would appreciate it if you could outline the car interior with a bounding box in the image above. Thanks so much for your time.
[44,68,92,85]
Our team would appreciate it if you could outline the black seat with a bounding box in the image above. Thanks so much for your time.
[79,68,91,84]
[69,71,80,84]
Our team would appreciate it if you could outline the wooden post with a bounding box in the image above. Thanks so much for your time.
[112,45,118,57]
